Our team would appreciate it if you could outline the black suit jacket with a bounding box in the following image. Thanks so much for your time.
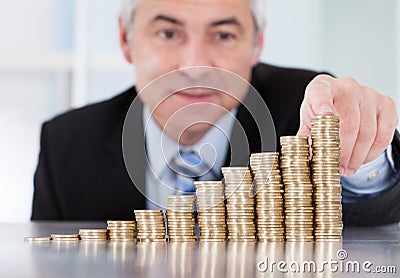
[31,63,400,226]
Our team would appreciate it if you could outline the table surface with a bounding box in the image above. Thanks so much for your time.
[0,222,399,278]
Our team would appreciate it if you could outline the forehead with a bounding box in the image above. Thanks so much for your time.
[134,0,253,21]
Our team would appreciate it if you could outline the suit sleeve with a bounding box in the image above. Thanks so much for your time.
[31,122,63,220]
[343,130,400,226]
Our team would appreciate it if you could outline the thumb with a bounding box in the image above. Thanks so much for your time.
[296,99,312,136]
[297,123,310,137]
[297,75,336,137]
[305,77,335,115]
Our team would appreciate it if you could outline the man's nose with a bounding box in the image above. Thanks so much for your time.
[179,38,213,76]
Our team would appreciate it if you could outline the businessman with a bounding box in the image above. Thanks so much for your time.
[32,0,400,225]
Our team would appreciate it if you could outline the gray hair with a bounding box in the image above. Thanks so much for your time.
[120,0,266,35]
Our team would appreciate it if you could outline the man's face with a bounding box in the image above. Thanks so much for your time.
[121,0,263,143]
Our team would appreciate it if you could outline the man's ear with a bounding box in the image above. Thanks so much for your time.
[250,30,264,66]
[119,16,133,63]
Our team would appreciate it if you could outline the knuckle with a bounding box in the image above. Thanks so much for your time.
[374,129,394,148]
[383,95,397,111]
[342,77,359,87]
[381,96,399,126]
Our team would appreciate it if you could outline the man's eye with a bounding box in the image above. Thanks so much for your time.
[158,30,177,39]
[216,32,235,41]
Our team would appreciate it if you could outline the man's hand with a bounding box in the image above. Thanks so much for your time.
[297,74,398,176]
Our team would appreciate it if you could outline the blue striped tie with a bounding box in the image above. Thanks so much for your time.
[172,150,213,194]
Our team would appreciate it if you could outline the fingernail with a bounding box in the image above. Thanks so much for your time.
[340,167,346,175]
[319,104,334,115]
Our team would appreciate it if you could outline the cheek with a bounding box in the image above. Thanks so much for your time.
[132,45,175,92]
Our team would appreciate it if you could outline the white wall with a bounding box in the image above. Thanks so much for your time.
[262,0,398,100]
[262,0,325,70]
[323,0,397,98]
[0,0,399,222]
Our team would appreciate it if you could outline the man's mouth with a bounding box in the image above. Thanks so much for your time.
[174,88,218,102]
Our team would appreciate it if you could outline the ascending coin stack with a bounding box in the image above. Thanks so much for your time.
[250,152,285,242]
[134,210,166,242]
[311,115,343,241]
[107,220,136,241]
[79,229,108,241]
[166,196,197,242]
[195,181,227,242]
[280,136,314,242]
[222,167,256,242]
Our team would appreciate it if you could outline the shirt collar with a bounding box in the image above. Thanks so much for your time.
[144,106,238,177]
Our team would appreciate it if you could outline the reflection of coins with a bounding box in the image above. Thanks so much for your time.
[195,181,226,242]
[166,196,196,242]
[134,210,166,242]
[250,152,284,242]
[223,167,256,242]
[311,115,342,241]
[280,136,314,242]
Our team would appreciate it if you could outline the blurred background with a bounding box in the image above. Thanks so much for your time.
[0,0,399,222]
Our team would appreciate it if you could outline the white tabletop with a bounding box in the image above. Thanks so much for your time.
[1,221,399,278]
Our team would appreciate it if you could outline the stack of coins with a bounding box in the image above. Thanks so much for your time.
[280,136,314,242]
[195,181,227,242]
[134,210,166,242]
[166,196,197,242]
[107,220,136,241]
[51,234,80,241]
[222,167,256,242]
[79,229,108,241]
[311,115,343,241]
[250,152,285,242]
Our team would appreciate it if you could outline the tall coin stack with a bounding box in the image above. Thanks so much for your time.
[79,229,108,241]
[107,220,136,241]
[134,210,166,242]
[195,181,227,242]
[311,115,343,241]
[250,152,285,242]
[280,136,314,242]
[222,167,256,242]
[166,196,197,242]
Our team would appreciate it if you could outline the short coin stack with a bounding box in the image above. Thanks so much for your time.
[107,221,136,241]
[222,167,256,242]
[166,196,197,242]
[311,115,343,241]
[250,152,285,242]
[51,234,80,241]
[195,181,227,242]
[79,229,108,241]
[134,210,166,242]
[280,136,314,242]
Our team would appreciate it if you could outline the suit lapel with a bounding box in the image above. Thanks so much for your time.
[121,95,147,200]
[95,90,147,218]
